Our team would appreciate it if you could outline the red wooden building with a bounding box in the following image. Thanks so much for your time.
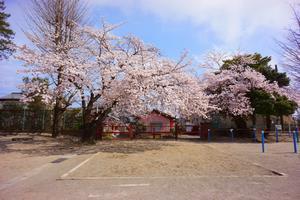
[138,110,175,133]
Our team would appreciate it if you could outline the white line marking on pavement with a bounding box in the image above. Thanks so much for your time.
[61,152,99,178]
[252,163,287,176]
[60,175,287,180]
[112,183,150,187]
[60,154,77,158]
[88,194,102,198]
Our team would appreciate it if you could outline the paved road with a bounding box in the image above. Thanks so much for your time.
[0,142,300,200]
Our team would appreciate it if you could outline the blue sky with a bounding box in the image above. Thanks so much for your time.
[0,0,297,96]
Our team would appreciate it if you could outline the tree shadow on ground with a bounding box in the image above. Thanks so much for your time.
[0,134,175,157]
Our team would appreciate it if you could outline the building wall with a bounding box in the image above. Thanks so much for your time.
[139,113,172,132]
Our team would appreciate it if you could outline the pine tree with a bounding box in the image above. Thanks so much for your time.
[0,0,14,60]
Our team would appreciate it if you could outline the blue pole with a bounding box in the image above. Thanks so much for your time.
[293,131,298,153]
[230,129,234,142]
[253,128,256,142]
[296,127,299,143]
[275,127,279,143]
[208,129,211,142]
[262,130,265,153]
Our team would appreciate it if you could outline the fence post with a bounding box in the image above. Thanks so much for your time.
[275,127,279,143]
[42,109,45,131]
[253,128,256,142]
[296,127,299,143]
[128,125,133,140]
[293,131,298,153]
[208,129,211,142]
[261,130,265,153]
[22,108,26,131]
[230,129,234,142]
[63,112,66,130]
[175,123,178,141]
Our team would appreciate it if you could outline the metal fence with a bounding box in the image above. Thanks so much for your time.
[1,109,298,142]
[100,124,210,140]
[206,127,300,143]
[0,109,82,133]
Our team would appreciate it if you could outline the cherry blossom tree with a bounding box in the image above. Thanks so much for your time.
[204,65,280,116]
[67,22,215,142]
[17,20,215,142]
[199,50,230,70]
[16,0,87,137]
[202,54,284,128]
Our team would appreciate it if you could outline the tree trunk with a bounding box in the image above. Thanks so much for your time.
[252,114,256,128]
[81,106,92,142]
[80,107,100,143]
[52,105,63,138]
[280,115,284,129]
[266,115,271,131]
[80,98,115,143]
[81,119,104,143]
[96,122,103,141]
[233,116,247,129]
[233,116,247,136]
[81,122,96,143]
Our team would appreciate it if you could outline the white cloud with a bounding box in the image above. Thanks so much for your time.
[87,0,296,46]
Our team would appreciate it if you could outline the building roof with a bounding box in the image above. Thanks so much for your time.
[135,109,176,121]
[151,109,176,119]
[0,92,23,101]
[104,115,128,126]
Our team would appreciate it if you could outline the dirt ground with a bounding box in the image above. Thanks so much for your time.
[0,134,184,181]
[67,142,274,178]
[1,133,300,200]
[0,134,287,180]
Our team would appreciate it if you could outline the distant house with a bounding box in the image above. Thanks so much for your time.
[98,110,176,139]
[0,92,24,109]
[138,110,175,133]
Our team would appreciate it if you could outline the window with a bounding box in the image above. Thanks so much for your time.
[150,122,163,132]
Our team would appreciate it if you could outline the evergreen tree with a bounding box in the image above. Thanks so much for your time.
[0,0,14,60]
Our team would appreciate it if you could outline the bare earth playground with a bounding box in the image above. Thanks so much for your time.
[0,134,299,200]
